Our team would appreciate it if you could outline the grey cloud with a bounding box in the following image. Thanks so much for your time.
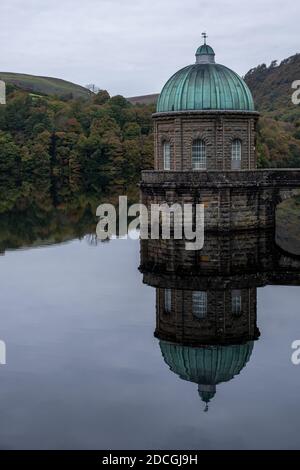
[0,0,298,96]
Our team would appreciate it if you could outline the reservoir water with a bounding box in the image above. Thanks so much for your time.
[0,200,299,450]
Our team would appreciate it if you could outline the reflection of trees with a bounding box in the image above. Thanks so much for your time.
[85,233,98,246]
[0,180,129,252]
[0,177,139,253]
[0,182,137,253]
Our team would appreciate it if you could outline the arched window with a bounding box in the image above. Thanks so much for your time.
[231,139,242,169]
[193,291,207,319]
[163,141,171,170]
[164,289,172,313]
[192,139,206,170]
[232,289,242,316]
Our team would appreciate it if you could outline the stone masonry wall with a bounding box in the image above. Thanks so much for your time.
[153,111,258,171]
[140,169,300,231]
[154,288,258,346]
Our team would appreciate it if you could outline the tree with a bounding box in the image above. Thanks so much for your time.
[85,84,100,94]
[0,131,20,185]
[21,131,51,183]
[79,115,124,192]
[93,90,110,105]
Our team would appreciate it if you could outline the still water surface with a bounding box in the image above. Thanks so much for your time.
[0,215,300,449]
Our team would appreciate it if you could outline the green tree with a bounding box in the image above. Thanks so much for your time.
[0,131,20,185]
[93,90,110,105]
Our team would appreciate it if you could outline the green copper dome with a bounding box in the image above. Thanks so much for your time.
[196,44,215,56]
[159,340,254,408]
[156,43,255,113]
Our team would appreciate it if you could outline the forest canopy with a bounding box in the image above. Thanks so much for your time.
[1,52,300,201]
[0,84,155,199]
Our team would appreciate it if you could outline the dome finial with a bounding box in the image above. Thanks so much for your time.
[195,38,215,64]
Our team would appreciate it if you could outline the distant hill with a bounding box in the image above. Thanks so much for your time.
[244,54,300,167]
[127,93,159,105]
[244,54,300,114]
[0,72,91,99]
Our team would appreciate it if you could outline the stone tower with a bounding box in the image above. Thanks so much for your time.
[141,39,300,231]
[153,40,259,171]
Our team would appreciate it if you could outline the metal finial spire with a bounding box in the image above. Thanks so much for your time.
[202,32,207,45]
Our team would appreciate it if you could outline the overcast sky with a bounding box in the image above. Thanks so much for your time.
[0,0,299,97]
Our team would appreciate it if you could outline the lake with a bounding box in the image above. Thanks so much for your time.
[0,198,299,450]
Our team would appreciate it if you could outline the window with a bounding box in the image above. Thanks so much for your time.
[192,139,206,170]
[232,290,242,316]
[163,142,171,170]
[164,289,172,313]
[231,139,242,169]
[193,291,207,319]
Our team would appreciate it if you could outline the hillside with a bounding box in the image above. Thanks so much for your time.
[1,52,300,169]
[0,72,91,99]
[0,86,154,201]
[244,54,300,115]
[244,54,300,167]
[127,93,159,105]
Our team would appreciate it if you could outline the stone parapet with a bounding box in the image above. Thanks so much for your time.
[140,169,300,231]
[141,169,300,187]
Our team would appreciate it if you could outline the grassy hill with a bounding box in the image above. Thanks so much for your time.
[0,72,90,99]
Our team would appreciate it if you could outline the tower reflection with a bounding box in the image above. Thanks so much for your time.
[140,231,300,410]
